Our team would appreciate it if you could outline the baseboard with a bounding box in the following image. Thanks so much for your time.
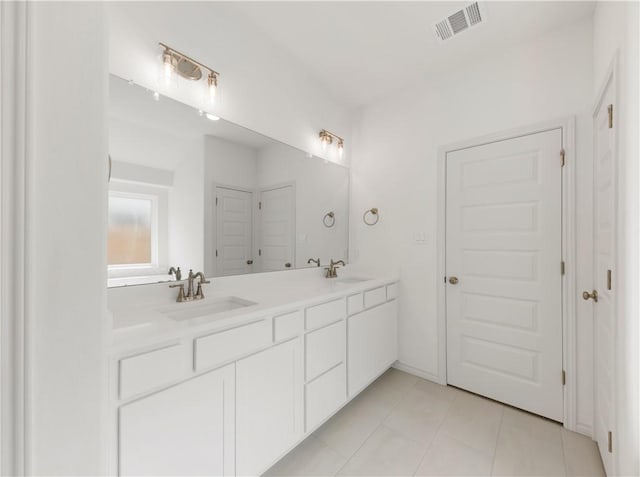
[392,361,444,385]
[575,422,594,439]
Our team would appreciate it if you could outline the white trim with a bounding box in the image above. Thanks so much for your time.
[436,117,578,430]
[392,361,441,384]
[0,2,27,474]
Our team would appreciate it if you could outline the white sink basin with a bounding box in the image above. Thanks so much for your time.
[334,277,372,285]
[159,297,257,321]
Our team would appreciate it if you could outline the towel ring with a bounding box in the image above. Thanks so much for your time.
[323,211,335,228]
[363,207,379,226]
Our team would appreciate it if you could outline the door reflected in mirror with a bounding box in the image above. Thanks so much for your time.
[107,74,349,287]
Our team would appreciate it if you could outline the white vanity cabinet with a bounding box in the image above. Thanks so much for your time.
[112,279,398,476]
[347,288,399,396]
[236,338,304,476]
[118,363,235,476]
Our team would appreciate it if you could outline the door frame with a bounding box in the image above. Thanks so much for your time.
[0,2,27,473]
[436,117,578,431]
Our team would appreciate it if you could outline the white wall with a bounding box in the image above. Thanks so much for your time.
[593,3,639,474]
[203,136,258,276]
[26,2,107,474]
[107,2,350,164]
[350,20,594,428]
[256,143,350,268]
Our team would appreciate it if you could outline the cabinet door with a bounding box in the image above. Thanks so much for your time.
[348,301,398,396]
[119,364,235,476]
[236,338,304,476]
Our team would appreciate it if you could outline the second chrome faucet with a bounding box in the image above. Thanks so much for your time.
[169,269,210,302]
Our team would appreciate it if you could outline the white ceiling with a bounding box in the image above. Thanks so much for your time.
[222,1,596,108]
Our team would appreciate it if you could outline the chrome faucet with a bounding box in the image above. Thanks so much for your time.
[325,259,345,279]
[168,266,182,281]
[169,269,211,302]
[307,258,321,267]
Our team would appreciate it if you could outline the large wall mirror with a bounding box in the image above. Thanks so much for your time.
[108,74,349,287]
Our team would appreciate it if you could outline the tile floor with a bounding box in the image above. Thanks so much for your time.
[264,369,605,477]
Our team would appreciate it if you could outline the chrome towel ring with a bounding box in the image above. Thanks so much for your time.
[323,211,335,228]
[363,207,379,226]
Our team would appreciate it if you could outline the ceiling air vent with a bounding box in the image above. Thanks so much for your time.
[433,2,487,42]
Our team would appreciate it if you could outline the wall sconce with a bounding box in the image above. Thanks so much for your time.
[319,129,345,159]
[159,42,220,105]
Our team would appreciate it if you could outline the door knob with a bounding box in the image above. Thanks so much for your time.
[582,290,598,302]
[448,276,459,285]
[246,260,253,265]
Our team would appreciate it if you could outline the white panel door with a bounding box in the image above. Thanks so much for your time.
[119,364,235,476]
[259,185,295,271]
[446,128,563,421]
[215,186,253,277]
[591,79,616,475]
[235,338,303,476]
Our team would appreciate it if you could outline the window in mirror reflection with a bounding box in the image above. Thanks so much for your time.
[108,193,155,267]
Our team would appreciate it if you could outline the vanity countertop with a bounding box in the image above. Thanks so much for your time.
[109,268,398,354]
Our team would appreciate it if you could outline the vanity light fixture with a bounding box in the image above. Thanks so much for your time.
[159,42,220,104]
[319,129,345,158]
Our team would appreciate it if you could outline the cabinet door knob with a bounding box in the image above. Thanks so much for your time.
[285,262,292,268]
[582,290,598,302]
[246,260,253,265]
[448,276,459,285]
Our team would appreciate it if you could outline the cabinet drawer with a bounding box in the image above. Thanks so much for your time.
[305,320,345,381]
[386,283,399,300]
[305,298,346,331]
[273,310,303,342]
[195,319,271,371]
[347,293,364,315]
[364,287,386,308]
[119,344,187,399]
[305,363,346,432]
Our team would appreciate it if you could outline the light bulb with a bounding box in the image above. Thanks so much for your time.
[205,112,220,121]
[337,140,344,158]
[208,72,218,104]
[162,51,174,84]
[153,91,160,101]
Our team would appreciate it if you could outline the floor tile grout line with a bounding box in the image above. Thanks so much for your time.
[331,375,418,476]
[411,387,461,476]
[489,405,506,476]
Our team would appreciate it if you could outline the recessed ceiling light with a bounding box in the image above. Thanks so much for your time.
[205,112,220,121]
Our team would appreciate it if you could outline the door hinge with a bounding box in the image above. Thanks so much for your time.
[215,249,218,257]
[560,149,566,167]
[258,201,262,210]
[561,261,565,275]
[608,104,614,129]
[216,197,218,206]
[608,431,613,453]
[258,249,262,256]
[562,370,566,385]
[607,269,612,290]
